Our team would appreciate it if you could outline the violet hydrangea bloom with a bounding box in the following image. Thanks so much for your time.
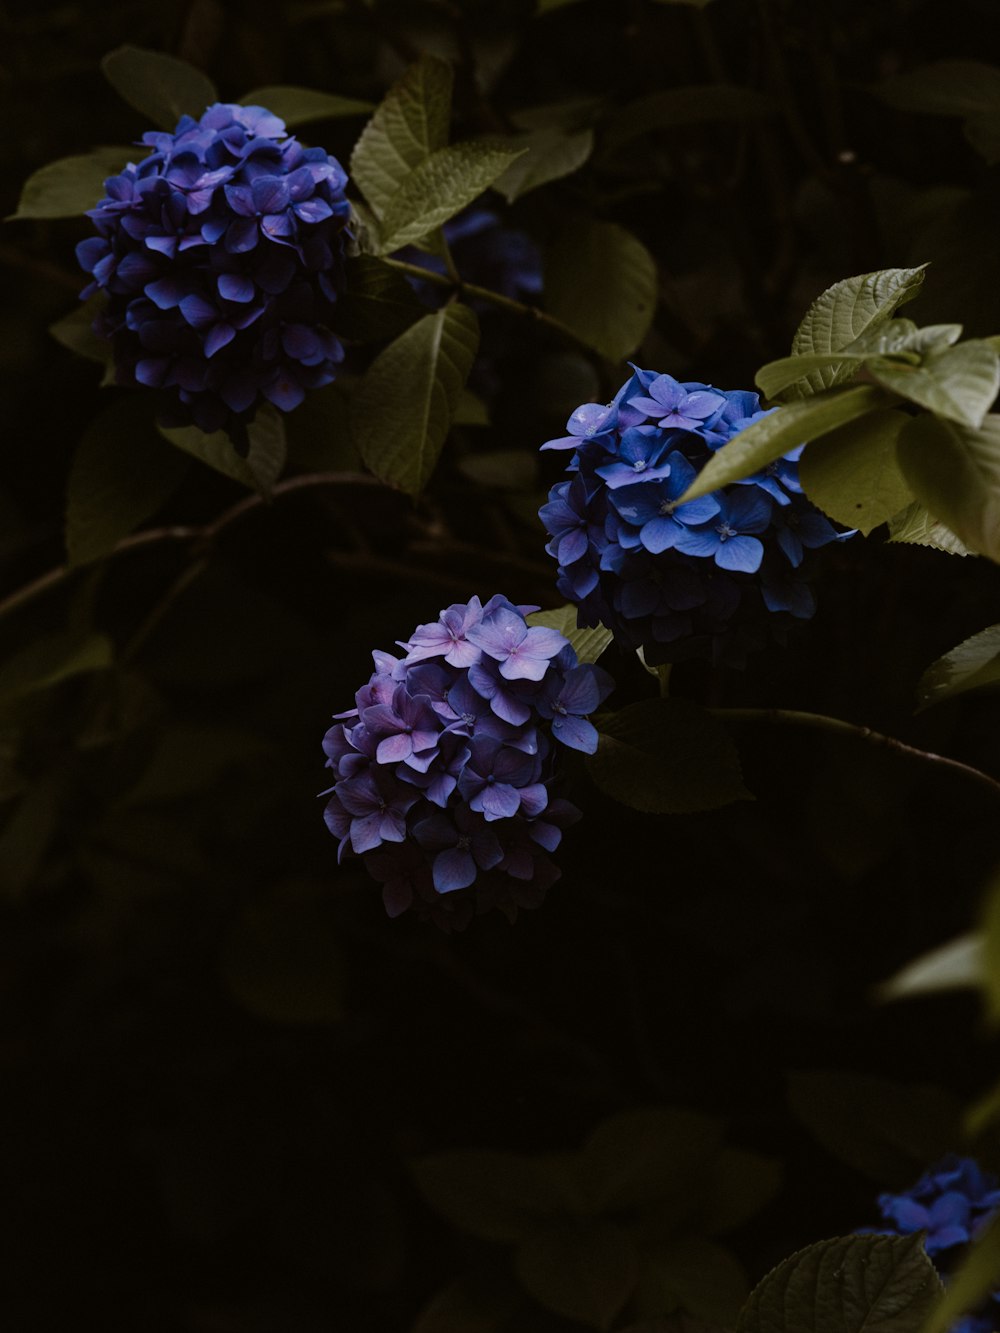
[76,103,350,436]
[321,595,613,927]
[538,366,852,669]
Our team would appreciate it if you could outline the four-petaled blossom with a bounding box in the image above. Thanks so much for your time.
[468,607,567,681]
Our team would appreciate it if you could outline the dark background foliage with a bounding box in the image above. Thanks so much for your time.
[3,2,1000,1330]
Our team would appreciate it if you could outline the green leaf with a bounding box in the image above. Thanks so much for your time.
[849,321,963,357]
[588,699,751,814]
[699,1148,782,1236]
[350,54,453,220]
[866,339,1000,429]
[963,112,1000,165]
[158,403,287,494]
[49,299,114,375]
[633,1239,748,1326]
[66,396,189,565]
[788,267,928,395]
[238,84,373,126]
[351,305,479,495]
[410,1149,582,1243]
[582,1108,723,1214]
[736,1234,943,1333]
[0,766,69,902]
[101,45,217,130]
[545,220,656,362]
[787,1072,961,1184]
[677,386,892,504]
[896,413,1000,560]
[527,605,613,665]
[755,353,865,402]
[880,935,983,1000]
[453,389,491,427]
[9,147,134,220]
[879,60,1000,119]
[376,141,527,254]
[0,630,112,702]
[412,1273,529,1333]
[917,622,1000,708]
[798,410,913,536]
[887,502,970,556]
[923,1215,1000,1333]
[493,127,594,202]
[983,875,1000,1025]
[514,1222,638,1331]
[603,85,773,151]
[336,255,426,342]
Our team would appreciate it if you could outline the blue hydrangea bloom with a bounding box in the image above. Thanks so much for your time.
[538,366,851,668]
[321,595,613,928]
[76,103,350,435]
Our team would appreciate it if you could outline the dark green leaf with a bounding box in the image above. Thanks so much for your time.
[633,1239,748,1326]
[582,1108,723,1213]
[66,396,189,565]
[0,767,69,902]
[678,386,892,504]
[983,874,1000,1025]
[788,267,927,395]
[736,1234,942,1333]
[453,389,490,427]
[49,299,114,376]
[917,622,1000,708]
[896,412,1000,560]
[10,147,134,220]
[603,85,773,151]
[336,255,426,342]
[798,410,913,536]
[238,84,373,126]
[0,630,112,703]
[879,60,1000,119]
[351,304,479,495]
[159,403,287,494]
[412,1273,531,1333]
[350,54,453,219]
[588,699,751,814]
[886,502,970,556]
[787,1072,961,1184]
[527,605,613,665]
[545,220,656,362]
[410,1149,583,1243]
[376,141,528,254]
[515,1222,638,1331]
[866,339,1000,429]
[493,127,594,202]
[923,1215,1000,1333]
[699,1149,782,1236]
[101,45,217,129]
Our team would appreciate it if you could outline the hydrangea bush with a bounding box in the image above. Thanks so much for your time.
[76,103,350,434]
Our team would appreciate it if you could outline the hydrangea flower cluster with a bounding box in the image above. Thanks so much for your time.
[539,366,847,668]
[872,1154,1000,1333]
[321,595,613,928]
[76,103,351,435]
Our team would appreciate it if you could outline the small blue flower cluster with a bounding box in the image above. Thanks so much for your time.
[873,1154,1000,1333]
[77,103,351,435]
[539,366,845,668]
[321,595,613,927]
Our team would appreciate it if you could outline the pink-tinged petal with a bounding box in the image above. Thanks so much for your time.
[376,733,413,764]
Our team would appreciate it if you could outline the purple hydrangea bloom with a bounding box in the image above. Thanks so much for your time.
[321,595,613,926]
[538,367,852,669]
[76,102,350,436]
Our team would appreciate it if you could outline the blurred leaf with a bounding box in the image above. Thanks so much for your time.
[238,84,373,125]
[101,45,217,129]
[880,934,983,1001]
[633,1239,748,1326]
[897,412,1000,561]
[583,1108,723,1214]
[588,699,751,814]
[736,1234,942,1333]
[494,127,594,202]
[376,141,528,254]
[788,267,927,395]
[0,630,112,703]
[49,299,114,374]
[983,874,1000,1025]
[221,883,344,1025]
[159,403,287,494]
[678,386,894,504]
[283,381,360,471]
[412,1272,531,1333]
[515,1221,638,1330]
[545,220,656,361]
[866,340,1000,429]
[125,726,268,803]
[352,304,479,495]
[787,1071,962,1184]
[698,1148,782,1236]
[922,1215,1000,1333]
[879,60,1000,117]
[603,85,772,150]
[66,395,189,565]
[887,502,970,555]
[351,54,453,219]
[798,410,913,536]
[528,605,613,664]
[0,767,69,901]
[410,1149,583,1243]
[9,147,134,220]
[337,255,426,342]
[917,623,1000,708]
[453,389,490,427]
